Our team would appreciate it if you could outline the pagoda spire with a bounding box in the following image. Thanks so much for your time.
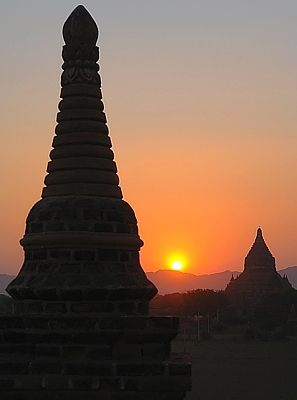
[43,5,121,199]
[244,227,276,270]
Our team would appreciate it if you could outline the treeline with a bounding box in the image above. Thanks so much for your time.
[150,289,230,317]
[150,288,297,328]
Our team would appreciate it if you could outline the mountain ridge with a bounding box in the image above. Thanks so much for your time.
[146,269,240,294]
[146,266,297,294]
[0,274,15,296]
[1,266,297,295]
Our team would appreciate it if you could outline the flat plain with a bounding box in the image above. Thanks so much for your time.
[172,334,297,400]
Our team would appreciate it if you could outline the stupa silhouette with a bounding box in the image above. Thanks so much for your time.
[226,227,292,322]
[1,6,191,399]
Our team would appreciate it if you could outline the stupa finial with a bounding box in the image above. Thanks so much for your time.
[63,5,98,45]
[41,4,121,198]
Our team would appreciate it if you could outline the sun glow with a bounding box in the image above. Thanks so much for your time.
[167,253,187,271]
[171,260,183,271]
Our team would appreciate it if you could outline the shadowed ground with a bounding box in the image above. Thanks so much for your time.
[172,334,297,400]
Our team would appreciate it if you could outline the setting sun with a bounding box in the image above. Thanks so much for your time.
[167,252,187,271]
[171,260,183,271]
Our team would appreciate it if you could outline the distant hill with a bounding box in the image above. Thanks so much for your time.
[0,274,14,295]
[146,269,241,294]
[147,267,297,294]
[1,266,297,296]
[279,266,297,288]
[0,294,13,313]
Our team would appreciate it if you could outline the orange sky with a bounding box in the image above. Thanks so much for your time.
[1,1,297,276]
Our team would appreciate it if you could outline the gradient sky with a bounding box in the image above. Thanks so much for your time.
[1,1,297,276]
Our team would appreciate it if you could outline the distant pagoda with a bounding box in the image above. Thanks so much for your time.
[225,228,292,322]
[1,6,191,399]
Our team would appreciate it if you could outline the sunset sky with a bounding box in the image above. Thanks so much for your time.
[1,1,297,276]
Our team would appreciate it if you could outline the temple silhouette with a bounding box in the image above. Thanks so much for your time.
[1,6,191,399]
[225,228,292,323]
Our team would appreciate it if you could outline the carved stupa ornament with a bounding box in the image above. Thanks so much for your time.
[62,6,100,86]
[7,5,157,311]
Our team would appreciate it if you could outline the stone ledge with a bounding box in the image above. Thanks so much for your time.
[0,390,187,400]
[20,231,143,249]
[0,372,190,392]
[13,300,149,316]
[0,315,179,331]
